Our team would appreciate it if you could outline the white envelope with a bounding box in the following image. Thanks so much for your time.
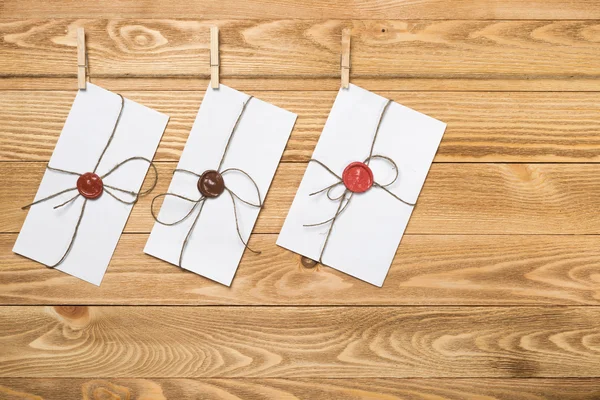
[144,84,297,286]
[277,84,446,287]
[13,83,169,286]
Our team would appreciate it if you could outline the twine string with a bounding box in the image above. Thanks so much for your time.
[173,168,202,178]
[221,168,262,207]
[305,98,416,265]
[150,96,264,268]
[22,187,78,210]
[46,166,81,176]
[47,199,88,268]
[314,191,351,264]
[21,93,158,268]
[93,95,125,173]
[179,200,207,267]
[364,155,398,187]
[53,191,81,210]
[326,184,347,201]
[303,191,353,228]
[225,187,261,254]
[103,185,138,196]
[217,97,252,171]
[365,99,393,165]
[150,193,205,226]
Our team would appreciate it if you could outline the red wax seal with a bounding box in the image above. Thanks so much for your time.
[342,162,374,193]
[77,172,103,199]
[198,170,225,198]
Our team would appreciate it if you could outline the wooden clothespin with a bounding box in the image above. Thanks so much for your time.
[76,27,87,90]
[210,26,220,89]
[341,28,351,89]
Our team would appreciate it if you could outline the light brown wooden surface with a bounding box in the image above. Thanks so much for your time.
[1,20,599,79]
[4,76,600,92]
[2,234,600,305]
[3,162,600,235]
[0,0,599,398]
[2,90,600,163]
[2,0,600,19]
[2,378,600,400]
[1,306,600,378]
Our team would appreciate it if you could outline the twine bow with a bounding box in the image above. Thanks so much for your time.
[305,99,415,264]
[21,94,158,268]
[150,96,263,268]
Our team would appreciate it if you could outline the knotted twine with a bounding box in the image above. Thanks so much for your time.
[305,99,415,264]
[150,96,263,268]
[21,94,158,268]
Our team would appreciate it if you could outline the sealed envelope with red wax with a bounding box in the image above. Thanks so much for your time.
[277,84,446,287]
[13,84,168,285]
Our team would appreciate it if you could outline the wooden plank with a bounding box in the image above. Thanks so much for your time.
[3,0,600,19]
[1,306,600,377]
[1,20,599,79]
[2,162,600,235]
[2,233,600,305]
[2,90,600,163]
[3,77,600,92]
[1,378,600,399]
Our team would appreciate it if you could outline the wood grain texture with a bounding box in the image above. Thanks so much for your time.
[2,0,600,391]
[3,0,600,19]
[2,90,600,163]
[2,234,600,305]
[2,378,600,400]
[1,306,600,378]
[1,20,599,79]
[4,77,600,92]
[3,163,600,235]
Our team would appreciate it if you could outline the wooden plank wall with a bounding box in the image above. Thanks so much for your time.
[0,1,599,399]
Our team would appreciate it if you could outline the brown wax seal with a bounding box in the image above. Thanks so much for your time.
[198,170,225,198]
[77,172,103,199]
